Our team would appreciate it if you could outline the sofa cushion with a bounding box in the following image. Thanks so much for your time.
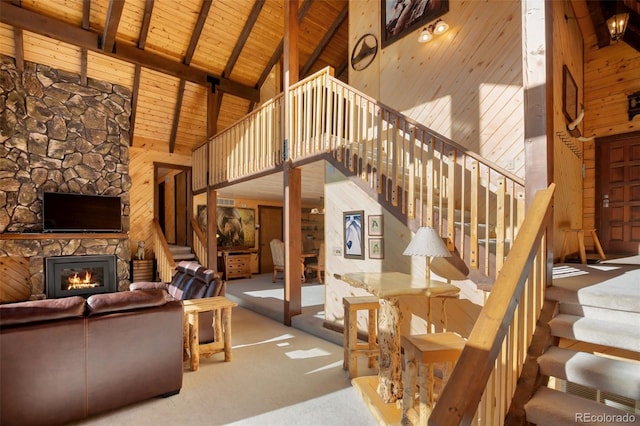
[0,296,86,326]
[130,281,168,291]
[86,289,168,316]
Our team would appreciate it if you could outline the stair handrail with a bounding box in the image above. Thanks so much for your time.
[201,66,527,281]
[190,217,207,267]
[152,218,176,282]
[429,183,555,425]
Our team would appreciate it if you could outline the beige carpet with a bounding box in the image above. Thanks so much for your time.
[70,306,377,426]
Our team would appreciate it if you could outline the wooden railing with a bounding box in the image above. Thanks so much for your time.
[429,183,555,425]
[199,67,526,280]
[152,218,176,283]
[191,217,207,267]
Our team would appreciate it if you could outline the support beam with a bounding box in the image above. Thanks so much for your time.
[138,0,154,49]
[284,164,302,326]
[169,79,186,153]
[101,0,125,52]
[207,187,218,271]
[184,0,212,65]
[129,65,142,146]
[300,5,347,77]
[12,27,23,72]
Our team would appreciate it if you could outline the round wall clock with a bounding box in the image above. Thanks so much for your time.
[351,34,378,71]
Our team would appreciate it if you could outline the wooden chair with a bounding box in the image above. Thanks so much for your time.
[343,295,379,378]
[305,242,325,283]
[270,238,285,283]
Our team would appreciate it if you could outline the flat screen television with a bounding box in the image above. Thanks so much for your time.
[42,192,122,232]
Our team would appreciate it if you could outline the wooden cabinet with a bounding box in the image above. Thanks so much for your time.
[132,259,154,282]
[223,251,252,280]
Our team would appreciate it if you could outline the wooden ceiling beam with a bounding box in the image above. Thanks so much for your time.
[223,0,265,77]
[300,5,347,77]
[138,0,154,49]
[169,79,186,153]
[129,64,142,146]
[184,0,212,65]
[101,0,125,52]
[0,1,259,102]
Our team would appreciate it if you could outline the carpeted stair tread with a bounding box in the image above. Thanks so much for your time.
[549,314,640,352]
[524,387,639,426]
[550,265,640,313]
[556,302,640,325]
[538,347,640,400]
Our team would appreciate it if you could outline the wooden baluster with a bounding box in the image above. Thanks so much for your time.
[470,161,479,270]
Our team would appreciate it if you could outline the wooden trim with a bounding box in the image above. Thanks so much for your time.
[13,27,23,72]
[129,65,141,145]
[169,79,186,153]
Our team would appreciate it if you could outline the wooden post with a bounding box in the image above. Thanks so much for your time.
[282,0,301,326]
[284,163,302,325]
[207,83,218,271]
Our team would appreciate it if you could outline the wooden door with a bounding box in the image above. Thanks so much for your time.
[597,131,640,254]
[259,206,283,274]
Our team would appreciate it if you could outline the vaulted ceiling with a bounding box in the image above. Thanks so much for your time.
[0,0,349,157]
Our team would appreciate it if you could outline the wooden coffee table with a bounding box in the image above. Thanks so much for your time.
[183,296,238,371]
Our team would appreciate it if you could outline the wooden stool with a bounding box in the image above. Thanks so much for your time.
[343,296,380,378]
[560,229,606,264]
[401,332,466,425]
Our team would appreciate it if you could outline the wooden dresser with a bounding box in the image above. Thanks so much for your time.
[222,251,253,280]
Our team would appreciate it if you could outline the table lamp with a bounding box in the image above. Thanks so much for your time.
[403,227,451,287]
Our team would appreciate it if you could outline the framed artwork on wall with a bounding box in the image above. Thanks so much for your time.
[216,207,255,248]
[344,210,365,259]
[368,215,384,236]
[381,0,449,48]
[369,238,384,259]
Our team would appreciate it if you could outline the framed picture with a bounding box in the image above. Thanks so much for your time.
[344,210,365,259]
[381,0,449,48]
[562,65,578,123]
[369,238,384,259]
[216,207,256,248]
[368,215,384,236]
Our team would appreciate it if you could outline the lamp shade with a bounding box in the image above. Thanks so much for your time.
[607,12,629,41]
[403,227,451,258]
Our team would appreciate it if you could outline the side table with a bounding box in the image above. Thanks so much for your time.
[183,296,238,371]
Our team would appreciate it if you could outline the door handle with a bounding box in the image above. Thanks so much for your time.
[603,194,609,208]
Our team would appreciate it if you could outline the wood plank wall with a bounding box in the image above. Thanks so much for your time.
[349,0,525,178]
[129,147,191,260]
[550,0,586,256]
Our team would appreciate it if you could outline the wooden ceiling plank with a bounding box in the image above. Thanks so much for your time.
[300,5,347,77]
[184,0,212,65]
[102,0,125,52]
[138,0,154,49]
[0,2,259,102]
[170,79,187,153]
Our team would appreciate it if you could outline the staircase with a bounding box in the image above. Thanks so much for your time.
[524,264,640,425]
[168,244,196,262]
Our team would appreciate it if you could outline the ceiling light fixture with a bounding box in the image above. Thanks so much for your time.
[607,12,629,41]
[417,19,449,44]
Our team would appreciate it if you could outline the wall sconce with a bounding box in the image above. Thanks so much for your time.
[607,12,629,41]
[418,19,449,43]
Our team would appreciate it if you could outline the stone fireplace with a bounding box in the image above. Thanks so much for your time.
[45,254,117,299]
[0,55,132,299]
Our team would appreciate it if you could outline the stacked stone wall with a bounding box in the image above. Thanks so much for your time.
[0,55,132,294]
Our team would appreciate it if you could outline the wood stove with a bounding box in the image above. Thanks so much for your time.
[45,255,117,299]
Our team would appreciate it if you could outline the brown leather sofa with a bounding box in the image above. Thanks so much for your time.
[0,288,183,426]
